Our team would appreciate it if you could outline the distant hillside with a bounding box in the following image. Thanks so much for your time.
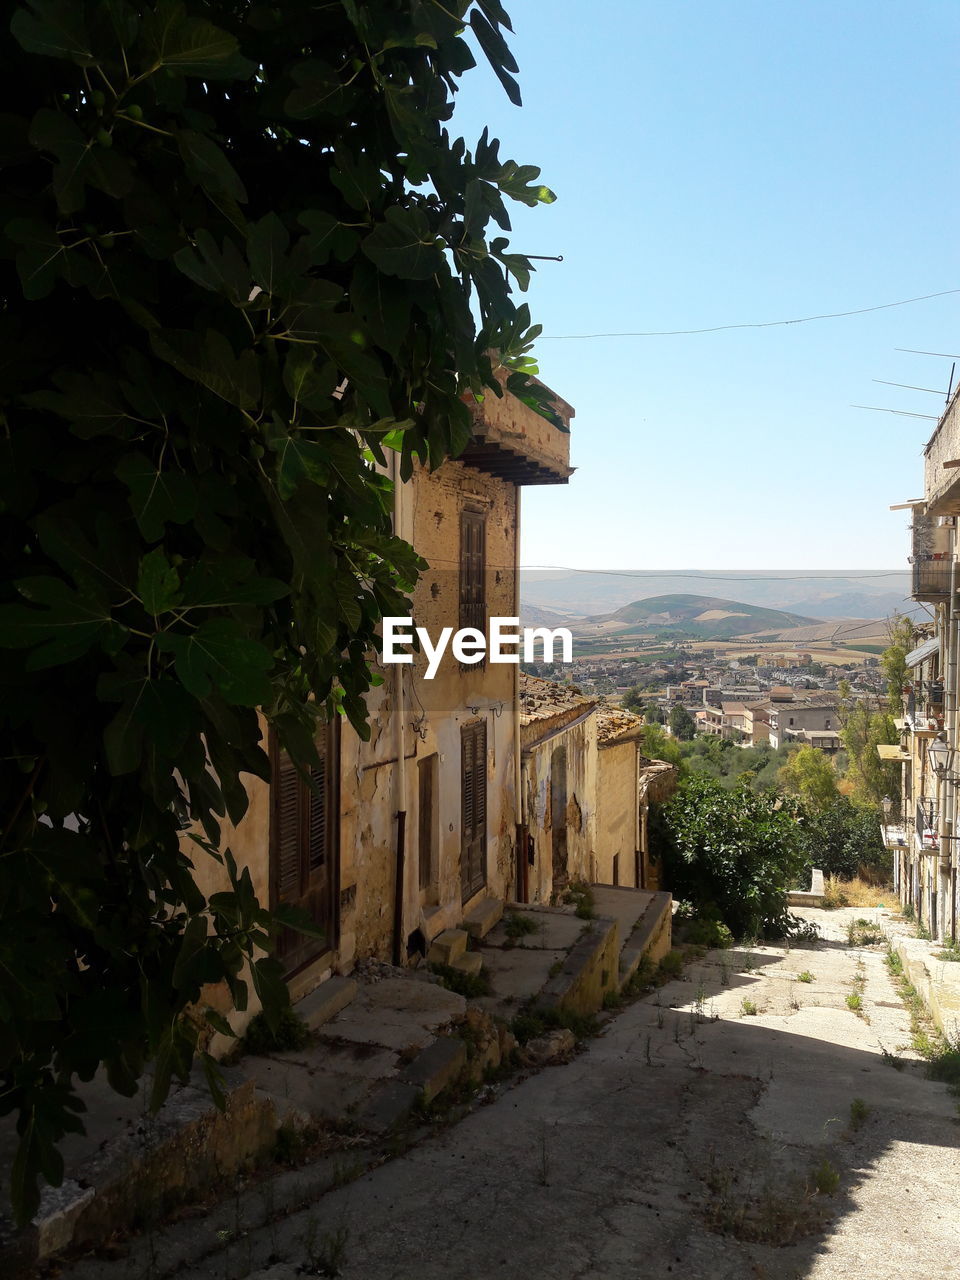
[578,594,817,640]
[521,570,912,620]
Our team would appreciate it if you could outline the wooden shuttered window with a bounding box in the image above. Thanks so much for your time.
[271,725,336,976]
[459,509,486,637]
[418,754,437,893]
[460,721,487,902]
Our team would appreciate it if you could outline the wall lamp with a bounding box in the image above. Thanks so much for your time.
[928,733,958,780]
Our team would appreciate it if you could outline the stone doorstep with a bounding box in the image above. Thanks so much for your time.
[293,975,357,1031]
[427,928,469,965]
[462,895,503,940]
[448,951,483,977]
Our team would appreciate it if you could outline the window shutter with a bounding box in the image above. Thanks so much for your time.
[306,761,328,872]
[276,752,302,900]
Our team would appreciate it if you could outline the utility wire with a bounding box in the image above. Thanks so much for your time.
[540,286,960,340]
[519,566,910,582]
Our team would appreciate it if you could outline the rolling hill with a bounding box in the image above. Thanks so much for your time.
[577,594,818,640]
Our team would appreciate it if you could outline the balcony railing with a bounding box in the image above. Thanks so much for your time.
[916,797,940,850]
[909,510,953,600]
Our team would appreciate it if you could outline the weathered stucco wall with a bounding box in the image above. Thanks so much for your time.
[523,710,597,902]
[340,455,520,965]
[595,738,639,887]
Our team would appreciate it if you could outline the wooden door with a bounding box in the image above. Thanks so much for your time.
[460,721,487,901]
[270,723,337,976]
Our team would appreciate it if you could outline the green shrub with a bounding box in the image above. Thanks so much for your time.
[503,911,539,940]
[430,962,491,999]
[243,1008,311,1055]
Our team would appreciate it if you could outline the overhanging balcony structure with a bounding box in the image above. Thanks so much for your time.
[908,507,954,601]
[460,372,574,486]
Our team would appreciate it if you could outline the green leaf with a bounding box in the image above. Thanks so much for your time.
[203,1008,236,1038]
[5,216,68,299]
[173,914,209,990]
[363,207,445,281]
[284,58,347,119]
[179,560,289,608]
[247,213,290,296]
[177,129,247,205]
[116,451,199,542]
[142,2,254,79]
[282,349,339,414]
[249,956,290,1033]
[11,1,94,64]
[0,576,120,668]
[469,9,522,106]
[157,619,274,706]
[137,549,182,615]
[150,329,261,410]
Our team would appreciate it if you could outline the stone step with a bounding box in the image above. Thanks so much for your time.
[462,895,503,940]
[294,976,357,1030]
[398,1036,467,1103]
[428,928,469,965]
[448,950,483,977]
[618,891,673,984]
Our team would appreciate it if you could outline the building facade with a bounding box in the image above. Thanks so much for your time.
[195,377,577,1029]
[890,381,960,942]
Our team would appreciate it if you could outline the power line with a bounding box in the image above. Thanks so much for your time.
[520,566,910,582]
[539,287,960,340]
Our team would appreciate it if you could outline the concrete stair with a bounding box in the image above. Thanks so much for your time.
[293,976,357,1030]
[462,896,503,940]
[428,928,469,965]
[618,891,672,985]
[448,950,483,977]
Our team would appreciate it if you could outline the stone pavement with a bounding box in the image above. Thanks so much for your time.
[54,905,960,1280]
[3,888,673,1271]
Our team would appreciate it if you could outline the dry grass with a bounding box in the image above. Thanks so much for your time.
[822,875,899,911]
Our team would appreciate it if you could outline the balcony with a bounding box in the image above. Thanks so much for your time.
[460,370,573,486]
[909,508,953,600]
[916,797,940,851]
[924,386,960,516]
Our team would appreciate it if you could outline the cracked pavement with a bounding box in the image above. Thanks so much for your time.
[64,908,960,1280]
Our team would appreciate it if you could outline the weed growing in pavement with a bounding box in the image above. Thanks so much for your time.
[849,1098,870,1130]
[886,956,960,1093]
[302,1216,350,1278]
[879,1043,905,1071]
[934,938,960,963]
[885,946,903,977]
[846,993,863,1013]
[243,1007,311,1055]
[429,961,491,999]
[503,911,539,940]
[658,950,684,981]
[813,1159,840,1195]
[701,1151,837,1245]
[847,918,883,947]
[797,970,815,983]
[740,998,759,1017]
[563,881,596,920]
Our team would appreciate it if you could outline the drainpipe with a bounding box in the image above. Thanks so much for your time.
[391,451,407,965]
[514,486,528,902]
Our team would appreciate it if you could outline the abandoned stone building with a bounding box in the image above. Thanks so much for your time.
[185,375,676,1040]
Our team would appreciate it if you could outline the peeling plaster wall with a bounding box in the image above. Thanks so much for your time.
[523,711,597,902]
[339,455,520,966]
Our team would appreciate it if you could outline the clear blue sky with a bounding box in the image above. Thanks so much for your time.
[452,1,960,570]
